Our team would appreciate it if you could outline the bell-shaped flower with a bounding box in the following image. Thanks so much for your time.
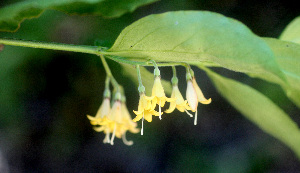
[133,93,159,122]
[192,78,211,104]
[186,80,198,112]
[87,97,111,126]
[93,92,139,146]
[186,79,199,125]
[151,76,175,120]
[122,103,139,134]
[133,93,160,135]
[120,103,139,145]
[165,85,191,114]
[93,99,124,145]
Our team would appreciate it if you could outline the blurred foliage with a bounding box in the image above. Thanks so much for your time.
[0,0,158,32]
[0,0,300,172]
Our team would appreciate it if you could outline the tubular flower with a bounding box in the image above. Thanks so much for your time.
[121,102,139,134]
[192,78,212,104]
[165,85,191,114]
[87,91,111,126]
[151,76,175,120]
[133,93,160,135]
[186,80,198,112]
[93,92,139,145]
[186,78,199,125]
[133,93,159,122]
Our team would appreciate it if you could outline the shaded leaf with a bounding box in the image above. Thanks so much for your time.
[280,16,300,44]
[0,0,158,32]
[263,38,300,107]
[203,67,300,159]
[108,11,286,84]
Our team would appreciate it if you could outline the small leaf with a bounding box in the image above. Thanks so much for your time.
[280,16,300,44]
[203,67,300,159]
[0,0,158,32]
[120,63,172,95]
[263,38,300,107]
[108,11,286,83]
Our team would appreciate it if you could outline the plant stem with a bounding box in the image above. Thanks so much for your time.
[136,65,143,86]
[136,65,145,93]
[172,66,177,78]
[0,38,102,55]
[0,38,198,68]
[99,54,119,90]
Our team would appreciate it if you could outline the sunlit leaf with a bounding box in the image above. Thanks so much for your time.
[108,11,286,84]
[280,16,300,44]
[0,0,158,32]
[203,67,300,159]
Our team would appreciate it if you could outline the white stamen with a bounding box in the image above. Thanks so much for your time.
[159,100,162,120]
[122,133,133,146]
[194,110,198,125]
[184,109,194,117]
[141,112,144,135]
[110,124,116,145]
[103,131,110,143]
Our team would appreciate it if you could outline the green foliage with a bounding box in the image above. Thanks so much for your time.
[263,38,300,107]
[280,16,300,44]
[0,0,158,32]
[108,11,286,83]
[1,0,300,161]
[204,67,300,158]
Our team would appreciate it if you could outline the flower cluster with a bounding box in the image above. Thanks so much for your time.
[132,66,211,135]
[87,59,211,146]
[87,89,139,145]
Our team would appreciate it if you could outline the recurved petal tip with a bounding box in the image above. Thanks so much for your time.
[200,98,212,104]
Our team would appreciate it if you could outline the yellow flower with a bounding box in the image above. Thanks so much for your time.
[120,103,139,145]
[186,80,198,112]
[92,92,140,146]
[133,93,158,122]
[87,97,111,126]
[122,103,139,134]
[151,76,175,120]
[185,76,211,126]
[94,99,136,145]
[165,85,191,114]
[192,78,211,104]
[133,93,160,135]
[186,79,199,125]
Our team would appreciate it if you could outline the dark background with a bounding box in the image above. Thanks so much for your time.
[0,0,299,172]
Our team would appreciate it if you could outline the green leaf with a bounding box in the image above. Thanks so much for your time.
[280,16,300,44]
[120,63,172,95]
[263,38,300,107]
[0,0,158,32]
[108,11,286,83]
[203,67,300,159]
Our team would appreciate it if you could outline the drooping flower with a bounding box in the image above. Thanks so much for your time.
[186,79,198,112]
[92,92,139,145]
[185,70,212,125]
[120,102,139,145]
[151,75,175,120]
[165,85,192,114]
[192,77,211,104]
[122,103,139,134]
[87,89,111,126]
[133,93,160,135]
[185,72,199,125]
